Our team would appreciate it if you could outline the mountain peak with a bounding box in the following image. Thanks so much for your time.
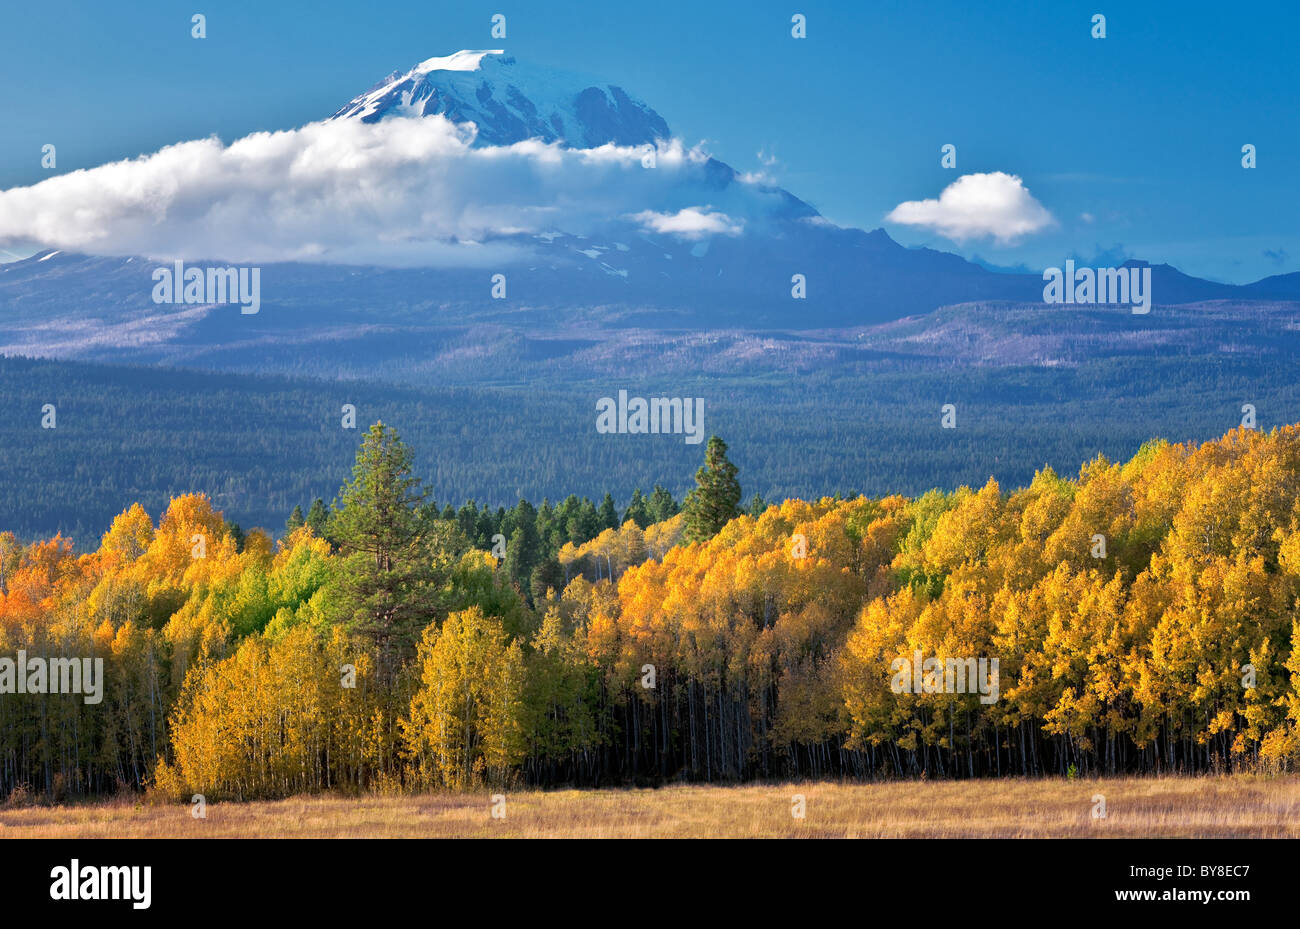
[331,50,670,148]
[411,49,505,75]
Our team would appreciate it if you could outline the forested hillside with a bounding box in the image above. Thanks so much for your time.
[4,349,1299,542]
[2,421,1299,801]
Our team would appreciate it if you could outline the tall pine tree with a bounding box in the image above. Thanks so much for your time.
[330,422,442,680]
[597,492,620,531]
[683,436,741,543]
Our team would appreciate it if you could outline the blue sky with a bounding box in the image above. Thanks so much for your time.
[1,0,1295,281]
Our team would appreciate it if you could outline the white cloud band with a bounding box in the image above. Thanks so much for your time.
[0,116,747,266]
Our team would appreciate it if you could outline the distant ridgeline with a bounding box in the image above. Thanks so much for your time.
[2,420,1300,800]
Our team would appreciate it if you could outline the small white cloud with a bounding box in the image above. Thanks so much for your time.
[739,147,781,185]
[1080,212,1095,224]
[632,207,742,240]
[886,171,1055,244]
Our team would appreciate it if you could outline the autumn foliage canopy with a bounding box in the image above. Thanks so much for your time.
[3,423,1300,800]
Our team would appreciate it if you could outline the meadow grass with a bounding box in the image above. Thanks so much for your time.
[1,775,1296,838]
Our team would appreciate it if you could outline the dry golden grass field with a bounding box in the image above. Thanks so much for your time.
[1,775,1297,838]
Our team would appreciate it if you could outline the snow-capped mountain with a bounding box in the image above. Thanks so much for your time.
[330,49,671,148]
[329,49,817,229]
[3,49,1299,383]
